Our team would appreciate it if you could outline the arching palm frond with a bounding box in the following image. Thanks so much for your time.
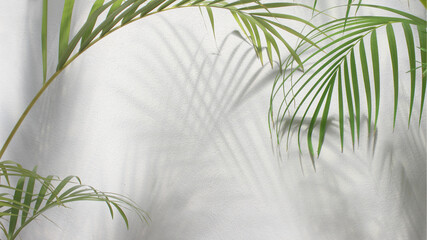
[54,0,322,73]
[0,161,147,240]
[269,4,426,168]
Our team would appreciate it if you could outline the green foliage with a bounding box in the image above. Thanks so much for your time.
[55,0,319,72]
[268,4,427,168]
[0,161,147,240]
[1,0,426,237]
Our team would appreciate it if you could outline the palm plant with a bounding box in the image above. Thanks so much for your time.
[0,161,147,240]
[269,3,426,168]
[0,0,425,239]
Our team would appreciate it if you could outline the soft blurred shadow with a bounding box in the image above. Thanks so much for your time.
[108,16,284,239]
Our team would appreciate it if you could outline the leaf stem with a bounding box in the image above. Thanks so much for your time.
[0,71,60,160]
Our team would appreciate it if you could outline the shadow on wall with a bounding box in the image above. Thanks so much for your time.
[109,15,425,240]
[8,3,426,240]
[14,11,283,239]
[111,16,285,240]
[8,0,94,168]
[276,111,425,240]
[4,0,65,166]
[276,113,370,239]
[374,95,426,240]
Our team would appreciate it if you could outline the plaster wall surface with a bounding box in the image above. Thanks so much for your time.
[0,1,425,239]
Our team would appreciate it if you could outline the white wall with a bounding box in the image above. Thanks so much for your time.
[0,1,425,239]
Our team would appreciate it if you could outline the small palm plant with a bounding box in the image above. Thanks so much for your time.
[0,161,147,240]
[0,0,425,239]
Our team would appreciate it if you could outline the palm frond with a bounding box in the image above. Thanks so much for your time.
[54,0,322,73]
[269,4,427,167]
[0,161,147,240]
[386,23,399,128]
[205,6,215,38]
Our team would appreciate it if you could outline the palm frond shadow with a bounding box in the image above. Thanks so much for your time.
[63,15,287,239]
[296,70,425,239]
[374,125,426,239]
[273,120,395,239]
[191,42,277,131]
[288,98,425,239]
[396,164,426,240]
[7,1,85,168]
[7,1,64,166]
[277,110,421,239]
[31,13,292,239]
[3,5,149,239]
[289,173,369,239]
[392,104,426,239]
[275,112,383,171]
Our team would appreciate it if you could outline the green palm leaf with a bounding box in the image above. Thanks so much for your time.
[318,71,336,154]
[386,23,399,128]
[343,58,356,149]
[402,22,416,125]
[20,167,36,225]
[370,29,380,129]
[81,0,105,44]
[417,25,426,123]
[206,6,215,39]
[337,67,344,151]
[350,48,361,142]
[359,38,372,133]
[58,0,75,61]
[7,176,24,238]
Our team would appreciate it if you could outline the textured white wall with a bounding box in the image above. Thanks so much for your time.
[0,1,425,239]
